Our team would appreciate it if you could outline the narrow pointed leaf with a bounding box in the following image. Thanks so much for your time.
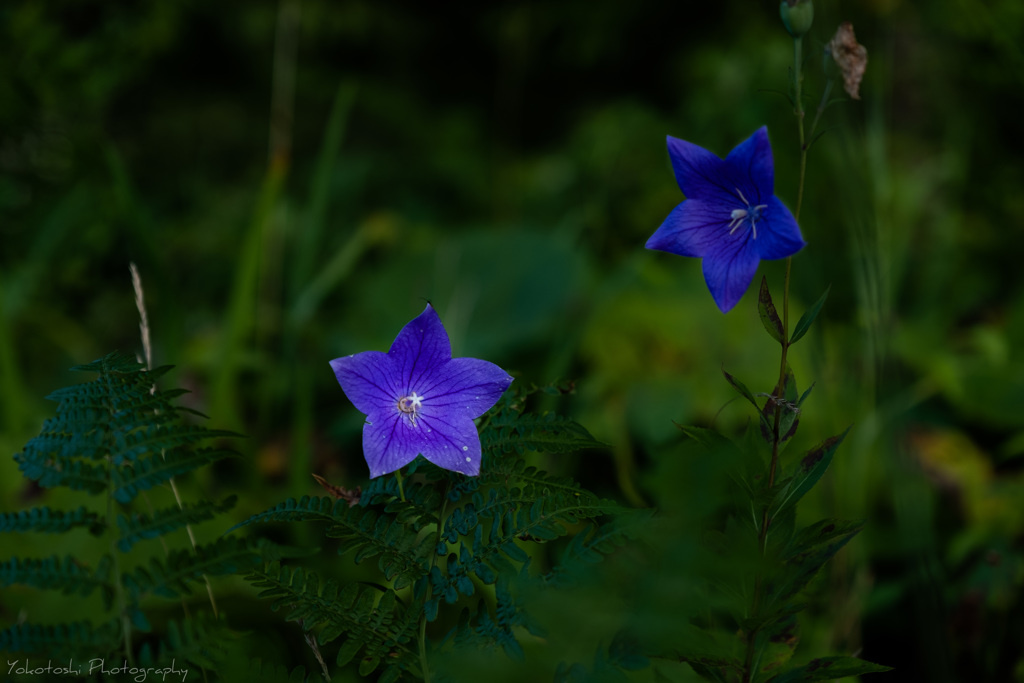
[758,276,785,344]
[770,655,892,682]
[790,285,830,345]
[770,519,864,603]
[771,427,850,516]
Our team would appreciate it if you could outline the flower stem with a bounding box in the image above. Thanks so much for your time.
[418,483,450,682]
[395,469,407,502]
[743,33,808,683]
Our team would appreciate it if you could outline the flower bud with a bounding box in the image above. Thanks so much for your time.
[780,0,814,38]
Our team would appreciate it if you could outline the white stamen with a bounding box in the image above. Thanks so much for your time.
[729,188,769,240]
[397,391,424,424]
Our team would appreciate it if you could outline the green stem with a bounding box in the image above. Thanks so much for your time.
[395,469,407,503]
[418,483,450,682]
[744,34,808,683]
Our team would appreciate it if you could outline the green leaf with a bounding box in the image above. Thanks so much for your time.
[769,655,892,682]
[769,519,864,604]
[790,285,830,346]
[722,369,759,409]
[482,411,607,456]
[759,365,800,450]
[116,496,238,552]
[770,427,850,517]
[758,276,785,344]
[0,506,102,535]
[723,369,774,436]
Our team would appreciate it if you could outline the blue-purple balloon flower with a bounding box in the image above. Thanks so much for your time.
[330,304,514,478]
[646,126,805,312]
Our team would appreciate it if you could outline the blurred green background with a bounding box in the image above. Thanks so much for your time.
[2,0,1023,680]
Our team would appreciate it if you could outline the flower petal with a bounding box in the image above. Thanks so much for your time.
[666,136,745,208]
[420,357,513,419]
[330,351,400,416]
[724,126,775,206]
[362,411,419,478]
[755,195,805,260]
[646,199,733,258]
[388,304,452,389]
[411,413,484,476]
[702,232,761,313]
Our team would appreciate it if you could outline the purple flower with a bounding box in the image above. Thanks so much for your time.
[646,127,805,313]
[330,304,514,478]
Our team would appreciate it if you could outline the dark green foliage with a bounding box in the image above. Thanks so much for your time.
[248,562,420,681]
[554,633,651,683]
[768,656,892,682]
[667,371,887,681]
[0,351,265,674]
[136,612,244,671]
[0,555,114,605]
[240,382,631,679]
[789,286,830,346]
[480,388,607,455]
[117,495,237,551]
[123,537,273,600]
[0,505,102,535]
[0,619,122,657]
[758,276,785,344]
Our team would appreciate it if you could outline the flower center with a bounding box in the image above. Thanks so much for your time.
[397,391,423,424]
[728,188,768,239]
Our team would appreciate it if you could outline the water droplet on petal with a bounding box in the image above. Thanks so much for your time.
[465,457,471,462]
[462,446,468,451]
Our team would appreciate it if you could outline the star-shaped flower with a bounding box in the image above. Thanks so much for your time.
[330,304,514,478]
[646,127,805,313]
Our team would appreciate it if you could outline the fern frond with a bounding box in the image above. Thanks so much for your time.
[326,504,434,590]
[247,562,419,680]
[0,555,115,606]
[0,618,122,657]
[136,612,241,670]
[108,424,240,466]
[430,489,622,610]
[541,509,654,587]
[483,411,606,456]
[14,447,108,493]
[230,496,432,590]
[227,495,346,532]
[448,579,541,661]
[124,537,267,599]
[116,496,238,552]
[0,506,102,535]
[111,446,237,504]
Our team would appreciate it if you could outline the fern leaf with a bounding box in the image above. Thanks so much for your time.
[542,509,654,586]
[326,505,434,590]
[0,506,102,535]
[229,496,432,590]
[247,562,419,679]
[111,446,237,504]
[136,612,241,671]
[431,489,622,608]
[482,412,606,456]
[0,619,121,657]
[116,496,238,552]
[0,555,114,606]
[227,495,344,532]
[124,537,267,599]
[109,424,240,465]
[14,448,108,494]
